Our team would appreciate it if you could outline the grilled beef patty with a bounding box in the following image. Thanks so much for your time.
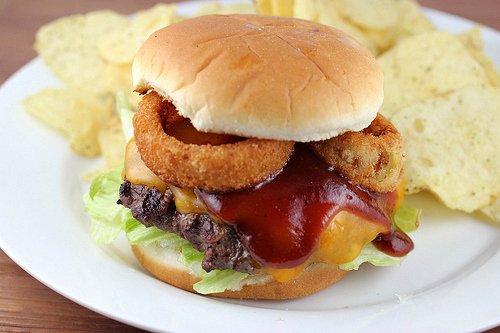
[117,180,257,273]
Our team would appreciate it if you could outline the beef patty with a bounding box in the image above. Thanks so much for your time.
[117,180,257,273]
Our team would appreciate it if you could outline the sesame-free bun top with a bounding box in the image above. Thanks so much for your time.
[133,14,383,142]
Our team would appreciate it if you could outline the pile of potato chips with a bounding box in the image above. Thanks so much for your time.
[23,0,499,222]
[24,5,178,159]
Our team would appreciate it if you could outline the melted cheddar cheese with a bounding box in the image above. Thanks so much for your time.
[125,139,167,192]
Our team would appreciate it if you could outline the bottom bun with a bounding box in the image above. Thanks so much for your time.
[132,244,349,300]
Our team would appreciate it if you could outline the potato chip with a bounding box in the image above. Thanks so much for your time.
[82,111,127,182]
[98,4,177,66]
[360,0,435,53]
[481,197,500,223]
[134,4,177,31]
[35,11,131,96]
[360,29,396,54]
[98,116,126,167]
[195,1,255,16]
[23,88,113,156]
[338,0,399,30]
[293,0,377,54]
[378,31,489,117]
[459,27,500,86]
[255,0,294,16]
[97,31,138,65]
[23,88,74,136]
[290,0,433,55]
[70,94,114,156]
[393,0,435,39]
[104,63,133,95]
[254,0,272,15]
[391,85,500,214]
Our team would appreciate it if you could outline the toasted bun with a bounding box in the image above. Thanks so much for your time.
[132,244,348,299]
[133,14,383,142]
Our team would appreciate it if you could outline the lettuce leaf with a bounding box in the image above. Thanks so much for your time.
[83,166,130,244]
[83,168,251,294]
[125,218,178,246]
[193,270,248,295]
[393,204,420,233]
[339,243,404,271]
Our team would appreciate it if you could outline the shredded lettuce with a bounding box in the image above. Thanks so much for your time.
[116,91,135,142]
[339,243,404,271]
[125,218,173,246]
[394,204,420,233]
[83,166,131,243]
[193,270,248,295]
[83,168,251,294]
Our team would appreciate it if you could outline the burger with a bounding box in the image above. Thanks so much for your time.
[85,14,418,299]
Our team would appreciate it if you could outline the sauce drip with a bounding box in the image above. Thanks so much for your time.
[197,144,412,268]
[372,230,414,257]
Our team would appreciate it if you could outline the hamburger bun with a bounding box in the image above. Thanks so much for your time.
[133,14,383,142]
[132,244,349,300]
[122,14,405,300]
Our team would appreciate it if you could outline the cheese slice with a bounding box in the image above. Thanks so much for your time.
[265,211,387,282]
[125,139,208,214]
[316,211,386,265]
[124,139,167,192]
[169,185,206,214]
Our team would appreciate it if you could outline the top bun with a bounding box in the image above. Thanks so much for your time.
[133,14,383,142]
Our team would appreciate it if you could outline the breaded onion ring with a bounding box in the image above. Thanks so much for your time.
[309,113,404,193]
[133,92,294,191]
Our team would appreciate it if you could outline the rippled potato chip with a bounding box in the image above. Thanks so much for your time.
[293,0,376,54]
[394,0,435,38]
[97,31,138,66]
[397,0,436,37]
[82,115,128,181]
[255,0,294,16]
[35,11,130,96]
[103,63,133,96]
[274,0,432,55]
[23,88,73,136]
[459,27,500,86]
[378,31,489,117]
[82,113,129,182]
[391,85,500,217]
[98,116,127,168]
[195,1,255,16]
[338,0,399,30]
[23,88,113,156]
[98,4,177,65]
[361,0,435,52]
[481,197,500,223]
[134,4,177,33]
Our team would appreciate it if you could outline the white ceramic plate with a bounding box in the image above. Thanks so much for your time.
[0,3,499,333]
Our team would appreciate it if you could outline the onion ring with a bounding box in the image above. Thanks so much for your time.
[309,113,404,193]
[133,91,294,191]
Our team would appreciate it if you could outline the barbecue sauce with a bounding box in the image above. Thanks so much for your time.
[372,230,414,257]
[197,144,413,269]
